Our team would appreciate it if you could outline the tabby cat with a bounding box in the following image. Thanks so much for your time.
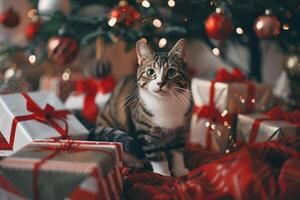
[96,39,192,176]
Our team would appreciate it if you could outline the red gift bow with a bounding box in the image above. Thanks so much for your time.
[249,106,300,143]
[31,140,116,200]
[75,76,115,123]
[212,67,255,113]
[193,105,233,150]
[0,93,70,150]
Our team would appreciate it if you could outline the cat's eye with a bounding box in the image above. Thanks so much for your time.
[166,68,177,78]
[146,69,156,77]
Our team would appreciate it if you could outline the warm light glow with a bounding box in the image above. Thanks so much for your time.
[225,149,230,154]
[62,69,71,81]
[205,121,210,128]
[212,48,220,56]
[141,0,151,8]
[265,9,271,15]
[236,27,244,35]
[108,17,117,27]
[256,21,264,30]
[27,8,37,18]
[215,7,222,14]
[168,0,175,7]
[158,38,167,48]
[211,124,216,130]
[287,56,298,68]
[282,24,289,30]
[251,98,256,103]
[28,54,36,64]
[217,130,221,136]
[240,97,245,104]
[221,110,228,117]
[5,68,15,79]
[153,19,162,28]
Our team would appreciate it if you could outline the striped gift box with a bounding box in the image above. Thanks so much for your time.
[0,139,123,200]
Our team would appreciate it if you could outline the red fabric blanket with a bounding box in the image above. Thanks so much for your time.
[123,137,300,200]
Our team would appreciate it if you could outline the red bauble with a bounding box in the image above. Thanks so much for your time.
[47,36,78,65]
[0,8,20,28]
[253,15,281,39]
[24,21,42,40]
[205,12,233,41]
[109,4,140,27]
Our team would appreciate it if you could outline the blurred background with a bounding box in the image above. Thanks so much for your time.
[0,0,299,106]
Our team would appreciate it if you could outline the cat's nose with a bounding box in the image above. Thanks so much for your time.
[157,82,163,87]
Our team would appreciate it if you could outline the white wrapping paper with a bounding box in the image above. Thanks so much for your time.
[191,78,272,114]
[237,113,299,143]
[0,91,89,157]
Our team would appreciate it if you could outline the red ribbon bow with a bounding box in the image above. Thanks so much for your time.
[75,76,115,123]
[215,68,246,82]
[0,93,70,150]
[249,106,300,143]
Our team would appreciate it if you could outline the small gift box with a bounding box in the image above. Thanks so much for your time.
[237,106,300,144]
[0,91,89,157]
[192,68,272,114]
[64,76,115,123]
[189,105,232,153]
[0,139,123,200]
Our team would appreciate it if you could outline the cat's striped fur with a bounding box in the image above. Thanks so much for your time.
[96,39,192,176]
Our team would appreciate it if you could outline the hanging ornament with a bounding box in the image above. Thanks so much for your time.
[84,37,112,78]
[205,11,233,41]
[24,20,42,40]
[47,35,78,65]
[108,0,140,27]
[253,11,281,39]
[37,0,71,16]
[0,8,20,28]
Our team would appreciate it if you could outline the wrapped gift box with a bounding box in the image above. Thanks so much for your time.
[0,91,89,157]
[0,139,123,200]
[191,78,272,114]
[237,107,300,143]
[189,114,231,153]
[64,77,115,123]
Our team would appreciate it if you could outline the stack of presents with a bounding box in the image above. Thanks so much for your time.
[0,68,299,199]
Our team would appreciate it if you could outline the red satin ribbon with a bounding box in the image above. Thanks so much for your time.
[214,68,255,113]
[32,140,115,200]
[193,105,233,150]
[249,106,300,143]
[75,76,115,123]
[0,93,70,150]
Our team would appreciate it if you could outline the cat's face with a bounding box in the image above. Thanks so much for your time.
[136,39,189,97]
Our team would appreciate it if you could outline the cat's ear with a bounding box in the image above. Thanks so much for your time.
[136,39,153,65]
[169,38,187,61]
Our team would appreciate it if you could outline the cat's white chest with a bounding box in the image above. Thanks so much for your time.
[140,90,191,129]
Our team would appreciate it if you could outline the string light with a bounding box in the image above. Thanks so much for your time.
[141,0,151,8]
[211,124,216,130]
[158,38,167,48]
[27,8,37,19]
[205,121,211,128]
[225,149,230,154]
[212,48,220,56]
[221,110,228,117]
[282,24,289,30]
[251,98,256,103]
[236,27,244,35]
[265,9,271,15]
[215,7,222,14]
[168,0,175,7]
[240,96,245,104]
[217,130,222,136]
[62,68,71,81]
[153,19,162,28]
[5,68,15,79]
[28,54,36,65]
[108,17,117,27]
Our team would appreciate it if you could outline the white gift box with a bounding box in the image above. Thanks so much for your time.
[64,92,111,111]
[191,78,272,114]
[0,91,89,157]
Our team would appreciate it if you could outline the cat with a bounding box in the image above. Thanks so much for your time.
[95,38,193,176]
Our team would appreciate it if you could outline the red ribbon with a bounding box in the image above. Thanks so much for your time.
[249,106,300,143]
[193,105,233,150]
[31,140,116,200]
[0,93,70,150]
[75,76,115,124]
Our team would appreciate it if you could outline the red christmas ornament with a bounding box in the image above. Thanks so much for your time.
[205,12,233,41]
[253,15,281,39]
[109,3,140,27]
[47,36,78,65]
[24,21,42,40]
[0,8,20,28]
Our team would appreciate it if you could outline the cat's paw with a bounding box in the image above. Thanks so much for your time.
[153,170,171,176]
[172,167,189,177]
